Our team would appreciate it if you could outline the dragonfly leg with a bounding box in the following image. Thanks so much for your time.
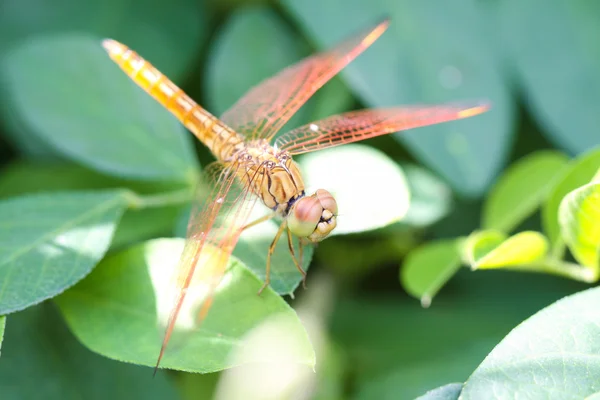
[240,213,275,231]
[287,227,307,289]
[258,220,287,295]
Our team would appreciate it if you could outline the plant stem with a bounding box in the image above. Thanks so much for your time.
[126,188,193,209]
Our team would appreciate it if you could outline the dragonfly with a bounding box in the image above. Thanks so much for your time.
[102,18,489,371]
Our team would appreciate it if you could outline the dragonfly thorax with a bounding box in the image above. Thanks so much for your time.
[237,141,338,242]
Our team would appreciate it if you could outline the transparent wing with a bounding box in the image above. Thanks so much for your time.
[220,19,390,141]
[155,160,262,371]
[275,101,490,155]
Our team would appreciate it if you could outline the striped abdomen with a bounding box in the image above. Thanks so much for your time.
[101,39,243,161]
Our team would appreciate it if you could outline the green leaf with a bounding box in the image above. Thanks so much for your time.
[205,7,309,129]
[0,190,130,314]
[543,148,600,251]
[483,150,569,232]
[0,304,177,399]
[559,182,600,273]
[462,286,600,398]
[499,0,600,154]
[299,144,410,235]
[415,383,462,400]
[401,240,462,307]
[56,238,315,373]
[401,164,453,227]
[0,0,206,80]
[283,0,513,196]
[4,34,198,182]
[466,230,548,269]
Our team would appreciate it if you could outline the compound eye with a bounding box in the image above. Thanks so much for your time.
[287,196,322,238]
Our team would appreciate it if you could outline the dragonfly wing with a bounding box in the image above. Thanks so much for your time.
[155,161,262,371]
[275,102,490,155]
[220,19,389,141]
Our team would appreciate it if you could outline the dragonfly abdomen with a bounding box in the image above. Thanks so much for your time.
[102,39,243,161]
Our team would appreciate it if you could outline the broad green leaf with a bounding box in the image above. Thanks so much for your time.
[205,6,309,131]
[4,34,199,182]
[283,0,513,196]
[462,286,600,399]
[543,148,600,249]
[0,190,130,314]
[401,164,453,227]
[0,305,176,399]
[0,316,4,356]
[499,0,600,154]
[299,144,410,235]
[483,150,569,232]
[559,182,600,273]
[56,238,315,373]
[0,0,205,80]
[174,207,314,295]
[466,230,548,269]
[415,383,462,400]
[401,239,462,307]
[0,0,206,159]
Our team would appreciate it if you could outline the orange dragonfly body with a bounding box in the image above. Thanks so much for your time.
[102,19,488,371]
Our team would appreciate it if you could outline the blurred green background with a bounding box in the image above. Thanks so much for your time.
[1,0,599,398]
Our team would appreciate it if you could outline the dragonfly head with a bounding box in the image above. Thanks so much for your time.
[288,189,338,242]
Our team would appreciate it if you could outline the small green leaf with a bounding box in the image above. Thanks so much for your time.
[205,7,309,129]
[415,383,462,400]
[56,238,315,373]
[4,34,198,182]
[0,190,130,314]
[559,182,600,273]
[483,150,569,232]
[543,148,600,249]
[462,286,600,398]
[499,0,600,154]
[466,230,548,269]
[401,164,453,227]
[0,305,176,399]
[401,240,462,307]
[299,144,410,235]
[284,0,513,196]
